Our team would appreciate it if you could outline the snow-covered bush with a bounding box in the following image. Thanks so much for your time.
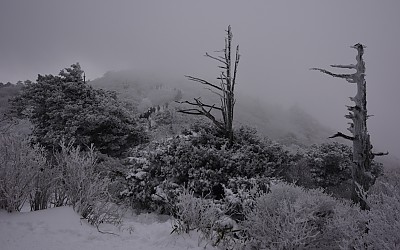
[287,142,382,199]
[54,141,98,207]
[29,159,54,211]
[241,181,365,250]
[223,176,270,221]
[359,168,400,249]
[173,188,240,247]
[53,141,123,226]
[173,188,225,233]
[121,123,284,212]
[0,134,47,212]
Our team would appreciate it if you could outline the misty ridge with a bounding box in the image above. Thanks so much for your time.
[89,68,335,148]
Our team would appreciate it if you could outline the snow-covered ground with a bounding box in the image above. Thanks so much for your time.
[0,206,217,250]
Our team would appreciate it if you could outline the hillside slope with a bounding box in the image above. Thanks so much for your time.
[90,70,336,146]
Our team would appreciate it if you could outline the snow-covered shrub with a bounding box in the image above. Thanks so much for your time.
[121,123,285,212]
[173,188,238,247]
[319,197,366,249]
[306,143,354,188]
[53,141,123,226]
[54,140,98,207]
[119,152,163,211]
[241,181,365,250]
[359,168,400,249]
[173,188,224,233]
[287,143,382,199]
[29,160,54,211]
[77,178,124,228]
[0,134,47,212]
[324,168,400,249]
[223,177,270,221]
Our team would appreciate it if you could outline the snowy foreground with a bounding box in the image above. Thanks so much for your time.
[0,206,217,250]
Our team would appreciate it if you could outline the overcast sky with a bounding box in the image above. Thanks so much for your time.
[1,0,400,157]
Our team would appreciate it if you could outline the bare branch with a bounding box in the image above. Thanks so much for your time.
[176,99,222,111]
[177,109,203,115]
[329,132,355,141]
[185,75,223,92]
[193,97,223,111]
[178,107,223,129]
[232,45,240,92]
[331,64,356,69]
[372,151,389,156]
[310,68,354,80]
[205,88,224,99]
[205,52,227,65]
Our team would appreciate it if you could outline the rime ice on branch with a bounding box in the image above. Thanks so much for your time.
[311,43,388,209]
[177,26,240,146]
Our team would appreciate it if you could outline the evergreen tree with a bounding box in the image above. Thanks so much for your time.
[10,63,147,157]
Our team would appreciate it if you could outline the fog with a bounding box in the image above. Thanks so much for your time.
[1,0,399,158]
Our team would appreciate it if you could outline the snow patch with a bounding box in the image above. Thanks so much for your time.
[0,206,217,250]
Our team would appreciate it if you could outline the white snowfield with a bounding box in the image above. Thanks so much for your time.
[0,206,217,250]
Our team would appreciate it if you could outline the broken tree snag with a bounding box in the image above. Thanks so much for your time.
[312,43,387,210]
[177,25,240,146]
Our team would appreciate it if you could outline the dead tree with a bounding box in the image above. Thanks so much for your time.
[311,43,388,209]
[177,25,240,146]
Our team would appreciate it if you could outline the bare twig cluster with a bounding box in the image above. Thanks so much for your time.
[177,25,240,145]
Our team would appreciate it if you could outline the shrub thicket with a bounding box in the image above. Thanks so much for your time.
[120,122,291,212]
[0,134,47,212]
[50,140,123,226]
[359,168,400,249]
[0,133,123,227]
[285,142,382,199]
[241,181,365,249]
[172,171,400,250]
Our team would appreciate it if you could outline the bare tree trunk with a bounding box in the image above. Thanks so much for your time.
[312,44,387,209]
